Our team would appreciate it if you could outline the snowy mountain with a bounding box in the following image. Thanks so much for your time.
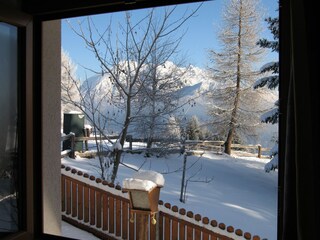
[80,61,277,148]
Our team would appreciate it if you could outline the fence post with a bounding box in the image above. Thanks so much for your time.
[70,134,75,159]
[257,144,261,158]
[84,128,87,151]
[84,127,91,151]
[180,152,187,203]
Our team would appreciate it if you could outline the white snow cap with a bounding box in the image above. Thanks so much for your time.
[132,170,165,187]
[123,178,157,192]
[122,170,165,191]
[67,111,83,114]
[111,140,122,151]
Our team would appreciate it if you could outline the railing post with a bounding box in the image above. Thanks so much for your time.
[61,174,65,212]
[257,144,262,158]
[136,213,148,240]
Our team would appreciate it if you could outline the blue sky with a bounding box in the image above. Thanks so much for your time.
[62,0,279,80]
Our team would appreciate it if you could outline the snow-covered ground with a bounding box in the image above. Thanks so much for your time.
[61,143,278,240]
[62,221,100,240]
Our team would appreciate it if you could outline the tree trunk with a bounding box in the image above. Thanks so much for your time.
[146,114,156,154]
[224,128,234,155]
[179,153,187,203]
[146,61,157,154]
[110,96,131,183]
[224,1,243,155]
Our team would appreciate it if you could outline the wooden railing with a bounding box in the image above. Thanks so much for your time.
[230,144,267,158]
[61,165,263,240]
[61,132,270,159]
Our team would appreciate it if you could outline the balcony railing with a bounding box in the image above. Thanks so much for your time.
[61,165,262,240]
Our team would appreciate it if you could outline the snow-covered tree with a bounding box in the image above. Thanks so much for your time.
[206,0,267,154]
[186,115,201,140]
[61,49,81,123]
[255,16,279,172]
[166,115,181,140]
[134,57,187,149]
[61,51,115,180]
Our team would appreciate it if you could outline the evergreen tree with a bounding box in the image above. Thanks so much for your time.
[186,115,201,140]
[254,16,279,172]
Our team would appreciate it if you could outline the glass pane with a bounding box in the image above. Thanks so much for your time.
[0,22,19,233]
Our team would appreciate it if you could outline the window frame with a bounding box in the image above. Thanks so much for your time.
[38,1,285,239]
[36,1,285,239]
[2,0,288,239]
[0,4,34,240]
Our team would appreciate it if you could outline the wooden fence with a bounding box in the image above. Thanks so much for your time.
[61,133,269,159]
[61,165,262,240]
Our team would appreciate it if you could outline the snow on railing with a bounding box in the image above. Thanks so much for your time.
[61,165,263,240]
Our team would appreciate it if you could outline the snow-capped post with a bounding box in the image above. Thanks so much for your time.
[83,124,92,151]
[123,170,165,239]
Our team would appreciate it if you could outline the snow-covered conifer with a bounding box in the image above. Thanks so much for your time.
[186,115,201,140]
[255,16,279,171]
[61,49,81,122]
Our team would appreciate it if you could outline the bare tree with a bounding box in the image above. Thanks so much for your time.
[179,153,213,203]
[61,52,116,180]
[206,0,268,154]
[135,60,187,150]
[67,4,202,183]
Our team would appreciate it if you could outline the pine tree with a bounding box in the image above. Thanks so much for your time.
[255,16,279,172]
[186,115,201,140]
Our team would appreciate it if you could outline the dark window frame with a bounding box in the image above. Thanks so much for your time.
[35,1,285,239]
[0,4,33,240]
[2,0,293,239]
[0,20,20,237]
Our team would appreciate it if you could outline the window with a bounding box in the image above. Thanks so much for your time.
[1,1,318,239]
[58,1,279,239]
[0,22,21,235]
[0,5,33,239]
